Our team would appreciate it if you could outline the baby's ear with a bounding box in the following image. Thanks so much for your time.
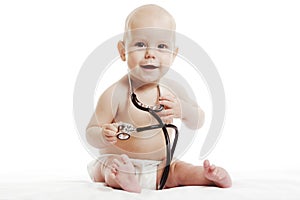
[173,47,179,58]
[171,47,179,63]
[117,41,126,61]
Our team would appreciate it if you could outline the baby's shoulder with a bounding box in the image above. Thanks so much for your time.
[101,77,129,102]
[160,77,184,94]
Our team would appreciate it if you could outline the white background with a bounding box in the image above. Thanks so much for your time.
[1,0,299,181]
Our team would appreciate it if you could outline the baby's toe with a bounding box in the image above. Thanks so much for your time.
[120,154,130,164]
[203,160,210,169]
[112,158,122,166]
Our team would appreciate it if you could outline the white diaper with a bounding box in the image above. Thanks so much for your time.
[88,155,161,190]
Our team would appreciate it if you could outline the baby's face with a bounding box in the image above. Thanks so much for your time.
[124,28,177,83]
[120,12,178,83]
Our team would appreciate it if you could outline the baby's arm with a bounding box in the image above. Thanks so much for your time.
[179,96,205,129]
[86,84,119,149]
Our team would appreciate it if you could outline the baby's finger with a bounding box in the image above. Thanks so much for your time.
[103,124,118,132]
[106,136,117,143]
[159,100,174,108]
[112,123,119,129]
[159,94,175,101]
[104,130,117,137]
[109,124,118,132]
[157,109,174,117]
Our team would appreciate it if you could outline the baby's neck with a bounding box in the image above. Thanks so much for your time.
[129,76,159,92]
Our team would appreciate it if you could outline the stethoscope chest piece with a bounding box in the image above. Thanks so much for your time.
[116,122,136,140]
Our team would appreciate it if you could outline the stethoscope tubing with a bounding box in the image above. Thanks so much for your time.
[128,75,178,190]
[139,103,178,190]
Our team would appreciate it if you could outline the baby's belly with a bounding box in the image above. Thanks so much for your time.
[100,129,168,160]
[102,101,173,160]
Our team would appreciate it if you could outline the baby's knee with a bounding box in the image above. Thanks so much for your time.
[163,161,185,187]
[168,161,194,183]
[87,160,105,182]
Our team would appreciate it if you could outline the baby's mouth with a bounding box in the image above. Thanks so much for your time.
[140,65,159,70]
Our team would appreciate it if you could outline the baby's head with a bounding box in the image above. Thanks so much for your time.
[118,4,178,83]
[124,4,176,34]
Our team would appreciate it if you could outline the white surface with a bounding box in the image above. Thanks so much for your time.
[1,1,300,199]
[2,170,300,200]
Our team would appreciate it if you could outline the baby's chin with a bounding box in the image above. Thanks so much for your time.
[133,74,161,84]
[130,67,169,83]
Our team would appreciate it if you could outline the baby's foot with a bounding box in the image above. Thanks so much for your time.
[203,160,232,188]
[111,154,141,193]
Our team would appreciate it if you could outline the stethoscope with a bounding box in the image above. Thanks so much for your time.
[116,73,179,190]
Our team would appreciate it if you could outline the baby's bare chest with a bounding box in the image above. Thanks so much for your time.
[116,97,158,127]
[116,86,164,125]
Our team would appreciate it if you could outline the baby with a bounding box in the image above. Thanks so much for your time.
[86,4,232,193]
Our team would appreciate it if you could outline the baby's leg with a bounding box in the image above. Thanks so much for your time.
[165,160,232,188]
[89,154,141,193]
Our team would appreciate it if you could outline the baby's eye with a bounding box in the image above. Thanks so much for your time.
[157,44,168,49]
[134,42,146,48]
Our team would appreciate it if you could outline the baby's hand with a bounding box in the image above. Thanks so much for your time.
[158,94,181,124]
[101,123,118,144]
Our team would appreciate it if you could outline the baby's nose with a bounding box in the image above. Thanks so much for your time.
[144,48,156,59]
